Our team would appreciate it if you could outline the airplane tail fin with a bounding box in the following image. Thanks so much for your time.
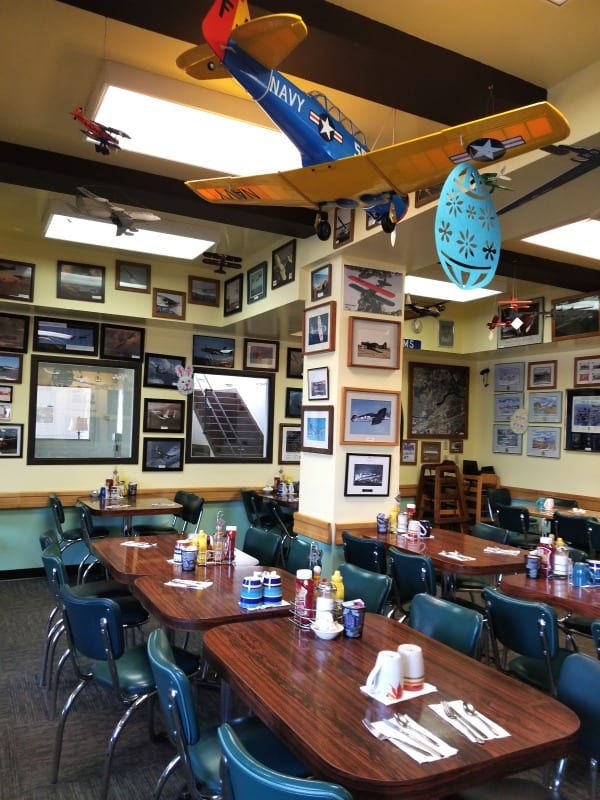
[201,0,251,60]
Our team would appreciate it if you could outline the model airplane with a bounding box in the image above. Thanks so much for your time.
[202,252,242,273]
[71,106,131,155]
[73,186,160,236]
[405,295,446,318]
[177,0,569,240]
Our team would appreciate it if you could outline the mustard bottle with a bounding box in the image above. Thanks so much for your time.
[196,530,208,565]
[331,569,345,601]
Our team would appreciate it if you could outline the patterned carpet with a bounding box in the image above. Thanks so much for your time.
[0,576,593,799]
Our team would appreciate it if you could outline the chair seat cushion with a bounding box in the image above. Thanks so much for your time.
[189,715,310,794]
[444,775,565,799]
[508,648,572,692]
[92,645,200,696]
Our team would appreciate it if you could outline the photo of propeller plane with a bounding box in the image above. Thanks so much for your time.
[178,0,569,241]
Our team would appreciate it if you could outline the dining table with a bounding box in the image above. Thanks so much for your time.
[79,494,182,535]
[202,613,579,800]
[500,572,600,617]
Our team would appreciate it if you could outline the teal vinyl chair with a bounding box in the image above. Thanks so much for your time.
[408,593,484,659]
[482,587,572,696]
[453,522,510,606]
[284,536,312,574]
[52,587,200,800]
[387,546,436,621]
[341,530,387,574]
[133,490,204,536]
[218,722,352,800]
[338,562,392,615]
[242,526,282,566]
[147,629,310,799]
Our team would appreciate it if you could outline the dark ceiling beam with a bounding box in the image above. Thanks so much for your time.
[59,1,546,125]
[0,142,316,238]
[498,249,600,293]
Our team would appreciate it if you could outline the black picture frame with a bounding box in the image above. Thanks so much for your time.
[143,353,186,389]
[186,367,274,463]
[115,259,151,293]
[0,353,23,383]
[33,316,99,356]
[271,239,296,289]
[278,423,301,464]
[552,293,600,342]
[408,362,469,438]
[344,453,391,497]
[310,263,331,302]
[243,339,279,372]
[247,261,267,304]
[100,323,145,361]
[193,335,235,368]
[143,398,185,433]
[224,274,243,316]
[0,258,35,302]
[0,313,29,353]
[57,260,105,303]
[307,366,329,401]
[286,347,303,379]
[565,388,600,452]
[285,387,302,418]
[0,423,23,458]
[142,437,184,471]
[333,207,354,249]
[153,288,186,320]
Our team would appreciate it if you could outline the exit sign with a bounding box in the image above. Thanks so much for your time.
[403,339,422,349]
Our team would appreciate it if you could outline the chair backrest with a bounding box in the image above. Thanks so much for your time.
[496,504,529,534]
[388,547,436,608]
[39,528,60,551]
[217,723,352,800]
[591,620,600,658]
[341,530,387,574]
[589,520,600,558]
[76,502,94,546]
[240,490,265,527]
[338,562,391,614]
[41,542,69,600]
[147,628,199,747]
[49,493,66,533]
[242,526,282,566]
[408,593,484,658]
[553,498,579,509]
[60,585,125,667]
[470,522,509,545]
[552,512,594,553]
[284,537,311,574]
[557,653,600,762]
[486,487,511,521]
[180,493,204,533]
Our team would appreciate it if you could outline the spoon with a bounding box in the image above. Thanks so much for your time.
[393,714,445,753]
[462,702,501,736]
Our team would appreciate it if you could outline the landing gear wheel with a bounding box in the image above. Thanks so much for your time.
[381,214,396,234]
[316,219,331,241]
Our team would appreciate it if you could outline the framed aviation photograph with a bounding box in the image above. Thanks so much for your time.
[344,453,391,497]
[341,387,400,446]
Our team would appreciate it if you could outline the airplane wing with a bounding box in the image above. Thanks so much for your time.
[186,101,569,208]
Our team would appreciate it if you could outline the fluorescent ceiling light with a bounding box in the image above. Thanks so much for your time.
[523,218,600,261]
[44,204,216,260]
[92,63,301,174]
[405,275,500,302]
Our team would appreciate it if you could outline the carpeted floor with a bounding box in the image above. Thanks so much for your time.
[0,576,594,799]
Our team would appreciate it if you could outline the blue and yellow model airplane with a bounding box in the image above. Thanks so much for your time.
[178,0,569,241]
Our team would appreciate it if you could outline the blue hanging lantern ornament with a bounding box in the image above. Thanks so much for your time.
[434,163,501,290]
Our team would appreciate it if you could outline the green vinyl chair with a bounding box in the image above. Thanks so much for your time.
[338,562,392,615]
[241,526,282,566]
[341,530,387,574]
[387,546,436,621]
[218,722,352,800]
[408,593,484,659]
[284,536,312,574]
[147,628,309,799]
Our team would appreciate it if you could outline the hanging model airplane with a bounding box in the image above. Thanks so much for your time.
[72,186,161,236]
[202,252,243,273]
[71,106,131,155]
[405,295,446,318]
[177,0,569,241]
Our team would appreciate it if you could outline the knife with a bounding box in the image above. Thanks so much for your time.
[362,720,437,757]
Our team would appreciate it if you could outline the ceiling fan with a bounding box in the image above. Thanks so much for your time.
[202,252,243,274]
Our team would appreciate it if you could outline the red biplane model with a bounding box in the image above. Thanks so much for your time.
[71,106,131,155]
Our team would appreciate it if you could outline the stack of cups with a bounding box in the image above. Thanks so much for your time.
[240,573,264,608]
[263,571,282,604]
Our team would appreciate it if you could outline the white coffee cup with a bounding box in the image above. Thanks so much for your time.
[407,519,424,541]
[543,498,555,511]
[397,512,408,533]
[366,650,403,699]
[397,644,424,691]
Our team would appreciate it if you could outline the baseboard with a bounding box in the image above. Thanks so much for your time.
[0,567,44,581]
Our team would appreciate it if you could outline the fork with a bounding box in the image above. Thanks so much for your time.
[361,719,435,757]
[441,701,486,743]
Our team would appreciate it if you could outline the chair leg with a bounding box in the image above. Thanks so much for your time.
[43,621,65,695]
[153,754,181,800]
[51,676,89,783]
[590,756,598,800]
[100,693,152,800]
[39,613,61,687]
[49,646,71,720]
[551,756,568,791]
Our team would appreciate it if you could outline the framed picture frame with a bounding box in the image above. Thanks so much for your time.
[347,316,400,369]
[188,275,219,307]
[0,386,13,403]
[153,288,186,320]
[310,264,331,302]
[341,387,400,446]
[400,439,417,464]
[143,398,185,433]
[365,211,379,230]
[100,323,145,361]
[307,366,329,401]
[552,293,600,342]
[285,387,302,418]
[494,392,523,422]
[303,301,336,355]
[0,313,29,353]
[344,453,391,497]
[574,355,600,387]
[193,335,235,368]
[57,260,105,303]
[224,273,243,316]
[0,404,11,421]
[494,362,525,392]
[565,388,600,452]
[0,353,22,383]
[492,424,523,455]
[142,437,184,471]
[278,423,301,464]
[408,363,469,438]
[333,207,355,249]
[438,319,455,348]
[0,423,23,458]
[526,426,561,459]
[247,261,267,304]
[286,347,303,379]
[449,439,463,454]
[528,391,563,424]
[420,441,442,463]
[0,258,34,302]
[497,297,544,349]
[33,316,99,356]
[271,239,296,289]
[301,405,334,454]
[243,339,279,371]
[343,265,403,316]
[528,360,557,390]
[115,260,150,293]
[144,353,186,389]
